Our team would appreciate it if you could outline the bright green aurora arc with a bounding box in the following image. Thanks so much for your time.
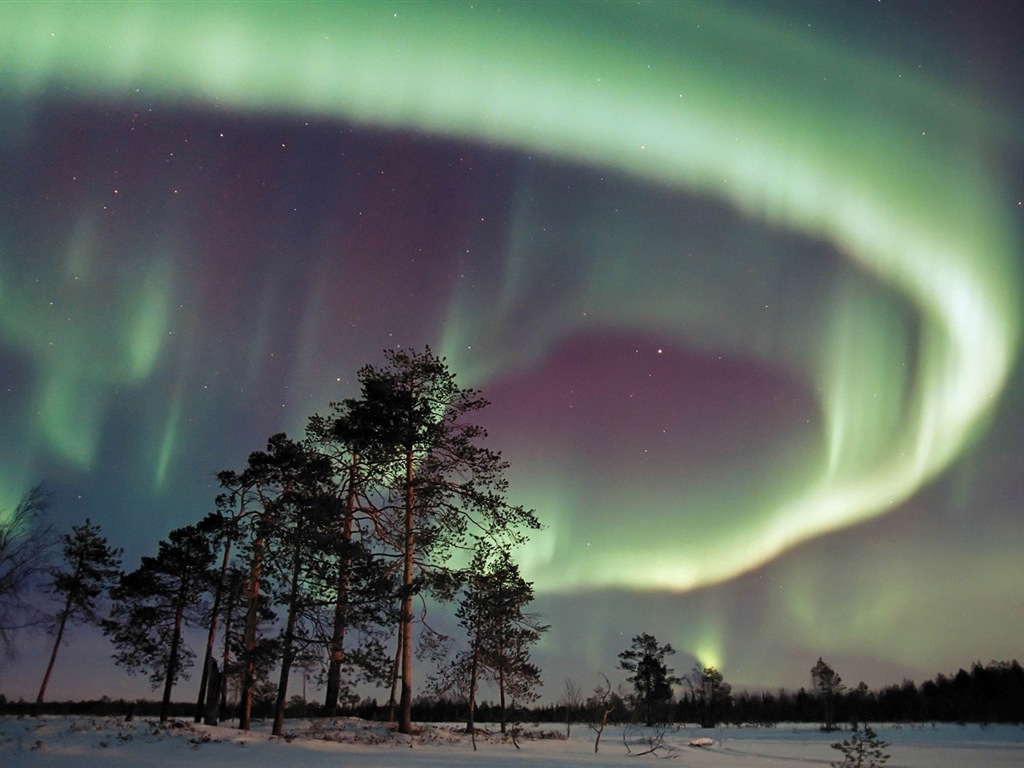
[1,1,1022,694]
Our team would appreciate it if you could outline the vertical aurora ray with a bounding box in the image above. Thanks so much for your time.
[0,1,1018,599]
[0,210,174,492]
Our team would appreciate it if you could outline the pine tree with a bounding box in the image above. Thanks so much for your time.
[218,564,278,721]
[481,549,547,733]
[831,724,891,767]
[812,657,846,731]
[193,510,237,724]
[449,547,547,745]
[104,524,215,722]
[213,465,266,729]
[686,665,733,728]
[220,436,295,731]
[36,519,122,703]
[344,347,540,734]
[306,404,397,715]
[619,633,680,726]
[258,435,335,737]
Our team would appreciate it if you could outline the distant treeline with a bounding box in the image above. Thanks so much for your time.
[710,659,1024,725]
[4,660,1022,725]
[554,659,1024,726]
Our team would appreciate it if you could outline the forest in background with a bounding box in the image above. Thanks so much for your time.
[1,658,1022,726]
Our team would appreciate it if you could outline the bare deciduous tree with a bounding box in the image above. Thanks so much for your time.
[0,484,55,656]
[561,678,583,737]
[588,673,618,753]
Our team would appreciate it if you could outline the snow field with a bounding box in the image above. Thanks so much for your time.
[2,716,1022,768]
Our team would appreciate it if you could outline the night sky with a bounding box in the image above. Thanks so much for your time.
[1,1,1022,701]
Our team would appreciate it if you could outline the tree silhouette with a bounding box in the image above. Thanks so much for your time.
[306,402,399,715]
[811,657,846,731]
[0,484,54,653]
[686,664,733,728]
[36,519,121,703]
[831,723,891,767]
[619,633,680,726]
[193,510,239,724]
[344,347,540,734]
[441,547,547,746]
[219,436,301,731]
[246,435,335,737]
[104,524,215,722]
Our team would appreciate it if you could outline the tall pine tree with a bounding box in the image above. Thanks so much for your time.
[306,404,396,715]
[36,519,121,704]
[344,348,540,734]
[104,524,215,722]
[455,547,546,742]
[619,633,680,726]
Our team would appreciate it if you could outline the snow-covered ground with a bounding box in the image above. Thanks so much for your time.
[2,716,1022,768]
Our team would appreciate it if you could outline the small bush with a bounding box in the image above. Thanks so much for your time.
[831,724,891,768]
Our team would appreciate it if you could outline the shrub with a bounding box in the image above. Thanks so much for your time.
[831,724,891,768]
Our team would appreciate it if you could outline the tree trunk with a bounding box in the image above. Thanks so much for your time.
[594,706,611,753]
[324,463,356,714]
[161,600,185,723]
[498,639,508,733]
[397,570,414,733]
[194,638,216,724]
[387,625,401,722]
[466,641,480,750]
[323,572,348,713]
[203,660,222,725]
[397,448,415,734]
[219,574,238,722]
[36,598,73,704]
[37,551,85,705]
[239,534,264,731]
[195,536,232,722]
[272,526,304,737]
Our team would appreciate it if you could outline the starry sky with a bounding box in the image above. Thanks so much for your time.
[1,1,1022,702]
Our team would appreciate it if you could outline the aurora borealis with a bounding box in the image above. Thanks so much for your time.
[1,1,1022,699]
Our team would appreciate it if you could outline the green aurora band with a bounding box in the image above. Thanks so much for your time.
[1,3,1019,600]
